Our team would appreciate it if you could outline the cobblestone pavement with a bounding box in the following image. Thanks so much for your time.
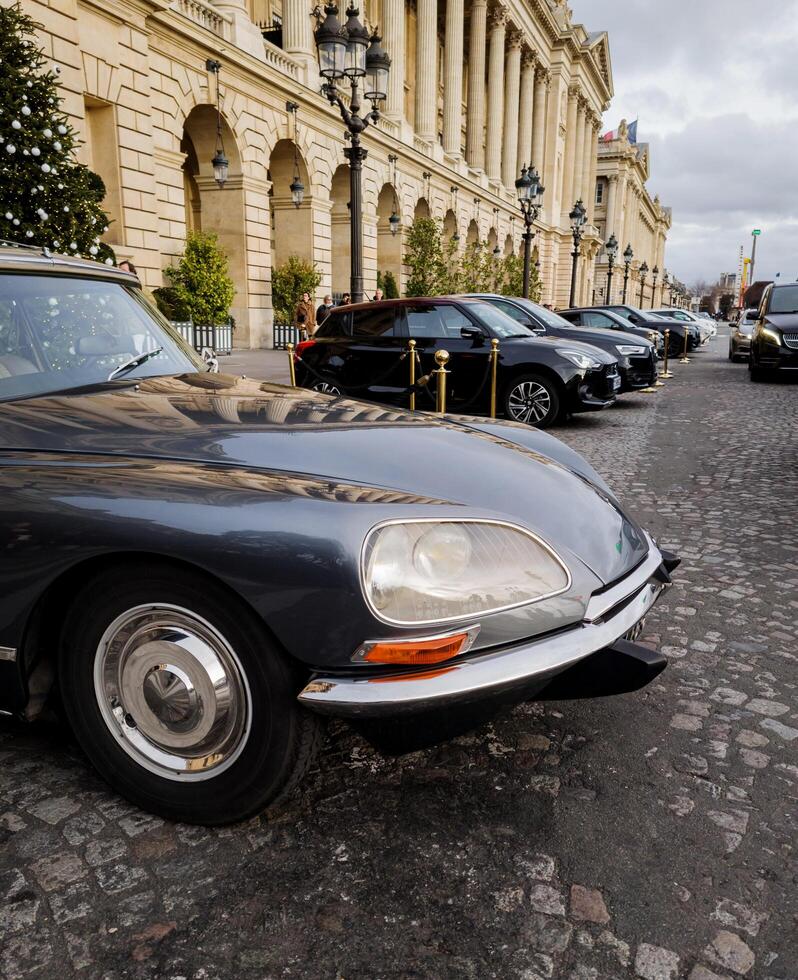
[2,334,797,980]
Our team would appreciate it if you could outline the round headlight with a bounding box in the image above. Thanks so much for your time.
[413,524,472,580]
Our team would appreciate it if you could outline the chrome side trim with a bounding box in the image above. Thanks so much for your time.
[299,545,666,717]
[0,646,17,663]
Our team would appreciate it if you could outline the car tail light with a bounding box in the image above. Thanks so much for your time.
[295,340,316,360]
[352,626,480,665]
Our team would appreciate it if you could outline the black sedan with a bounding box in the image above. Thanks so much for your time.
[589,304,700,355]
[749,282,798,381]
[0,249,676,824]
[556,306,665,355]
[297,297,621,429]
[470,294,659,392]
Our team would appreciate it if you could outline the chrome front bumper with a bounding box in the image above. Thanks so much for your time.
[298,537,673,717]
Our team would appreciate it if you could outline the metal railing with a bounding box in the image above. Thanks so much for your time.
[170,320,233,356]
[273,323,302,350]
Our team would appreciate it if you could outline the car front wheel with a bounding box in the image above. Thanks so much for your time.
[503,374,561,429]
[58,565,322,824]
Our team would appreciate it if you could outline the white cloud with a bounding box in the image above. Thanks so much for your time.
[570,0,798,284]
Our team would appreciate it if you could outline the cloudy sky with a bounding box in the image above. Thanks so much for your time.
[568,0,798,288]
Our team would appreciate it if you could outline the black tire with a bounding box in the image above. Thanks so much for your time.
[502,373,561,429]
[58,564,322,825]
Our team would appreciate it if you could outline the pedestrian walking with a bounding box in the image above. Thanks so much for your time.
[294,291,316,340]
[316,294,335,324]
[338,292,351,306]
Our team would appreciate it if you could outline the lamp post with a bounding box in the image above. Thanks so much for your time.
[651,265,659,307]
[514,164,545,298]
[638,261,649,307]
[568,199,587,308]
[622,243,633,304]
[206,60,229,188]
[314,4,390,303]
[605,233,618,304]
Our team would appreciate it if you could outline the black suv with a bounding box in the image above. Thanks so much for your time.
[296,297,621,428]
[557,306,664,355]
[470,295,658,392]
[749,282,798,381]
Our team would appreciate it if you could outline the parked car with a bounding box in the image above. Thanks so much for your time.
[297,297,621,429]
[590,304,701,354]
[650,308,716,341]
[728,308,758,362]
[468,295,658,393]
[749,282,798,381]
[0,247,677,824]
[556,306,665,357]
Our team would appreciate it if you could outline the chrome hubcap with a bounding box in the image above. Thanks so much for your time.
[94,605,251,781]
[508,381,552,424]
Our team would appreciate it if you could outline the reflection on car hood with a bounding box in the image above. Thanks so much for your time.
[559,326,651,350]
[508,334,619,364]
[0,373,648,585]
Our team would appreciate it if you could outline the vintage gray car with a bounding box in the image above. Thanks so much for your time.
[0,247,678,824]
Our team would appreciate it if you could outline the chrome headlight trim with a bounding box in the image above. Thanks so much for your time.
[359,517,573,627]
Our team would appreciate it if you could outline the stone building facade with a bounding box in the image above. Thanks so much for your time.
[593,121,672,308]
[20,0,666,347]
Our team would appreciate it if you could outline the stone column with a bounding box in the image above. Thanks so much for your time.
[501,29,523,188]
[282,0,313,56]
[571,100,587,207]
[415,0,438,142]
[561,86,579,211]
[605,174,618,237]
[443,0,465,155]
[383,0,406,122]
[466,0,488,170]
[581,111,595,209]
[531,65,547,171]
[516,49,535,176]
[485,6,507,182]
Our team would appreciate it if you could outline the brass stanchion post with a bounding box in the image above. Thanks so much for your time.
[434,349,450,414]
[679,325,690,363]
[490,339,500,419]
[660,329,674,379]
[286,342,297,387]
[408,339,416,411]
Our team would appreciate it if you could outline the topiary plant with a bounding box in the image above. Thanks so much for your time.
[160,232,235,325]
[271,254,322,325]
[382,269,399,298]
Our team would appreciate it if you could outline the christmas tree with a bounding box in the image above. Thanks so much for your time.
[0,3,114,262]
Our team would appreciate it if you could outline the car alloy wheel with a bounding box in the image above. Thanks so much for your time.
[311,381,343,395]
[94,605,250,781]
[505,376,558,428]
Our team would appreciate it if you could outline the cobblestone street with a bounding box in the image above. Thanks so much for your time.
[1,333,797,980]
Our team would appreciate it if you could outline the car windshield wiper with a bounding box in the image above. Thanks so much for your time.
[107,347,164,382]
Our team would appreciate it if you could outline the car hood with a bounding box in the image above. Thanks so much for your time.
[555,326,651,351]
[0,373,648,585]
[508,334,618,365]
[766,313,798,330]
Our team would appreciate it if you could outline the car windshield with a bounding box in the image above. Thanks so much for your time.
[770,285,798,314]
[469,302,538,338]
[505,296,576,329]
[0,273,203,402]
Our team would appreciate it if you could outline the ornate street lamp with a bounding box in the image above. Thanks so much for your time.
[285,101,305,207]
[651,265,659,306]
[515,164,545,299]
[568,199,587,308]
[638,261,649,307]
[622,243,634,303]
[314,5,391,303]
[388,153,400,237]
[605,233,618,304]
[206,60,228,189]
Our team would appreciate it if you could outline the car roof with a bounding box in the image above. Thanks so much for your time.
[0,244,137,283]
[331,296,489,313]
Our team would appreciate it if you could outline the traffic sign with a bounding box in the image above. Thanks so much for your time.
[752,229,761,235]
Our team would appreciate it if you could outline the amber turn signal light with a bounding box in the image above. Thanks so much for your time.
[352,626,480,665]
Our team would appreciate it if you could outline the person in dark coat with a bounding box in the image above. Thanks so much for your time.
[316,295,334,324]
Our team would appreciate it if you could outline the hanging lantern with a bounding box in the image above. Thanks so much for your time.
[389,211,400,236]
[290,175,305,208]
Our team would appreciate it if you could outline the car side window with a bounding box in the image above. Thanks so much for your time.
[405,304,447,338]
[315,310,351,337]
[351,307,399,337]
[583,311,612,328]
[491,300,529,325]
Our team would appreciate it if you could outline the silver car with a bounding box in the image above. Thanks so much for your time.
[729,308,758,362]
